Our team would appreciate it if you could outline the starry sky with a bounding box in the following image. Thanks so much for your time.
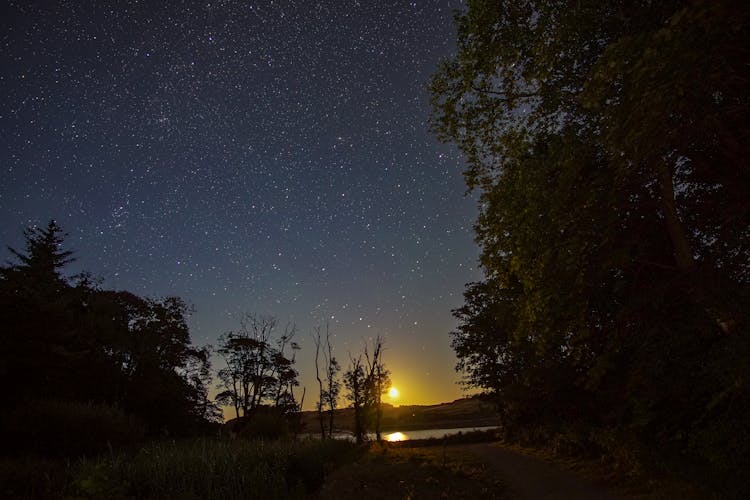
[1,0,480,410]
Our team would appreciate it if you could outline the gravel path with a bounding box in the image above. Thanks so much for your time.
[461,442,620,500]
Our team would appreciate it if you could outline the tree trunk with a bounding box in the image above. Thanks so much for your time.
[656,161,695,270]
[314,331,326,439]
[353,396,363,444]
[375,365,382,442]
[656,161,734,333]
[327,407,334,439]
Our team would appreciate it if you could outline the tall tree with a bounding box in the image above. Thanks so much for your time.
[432,1,749,330]
[0,222,218,435]
[364,335,390,442]
[313,323,341,439]
[432,0,750,477]
[343,336,390,443]
[343,353,367,444]
[4,220,74,292]
[270,326,301,413]
[1,221,80,407]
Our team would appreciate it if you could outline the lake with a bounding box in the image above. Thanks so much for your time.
[304,425,498,442]
[380,426,498,441]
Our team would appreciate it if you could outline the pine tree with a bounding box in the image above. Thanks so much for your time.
[4,220,74,294]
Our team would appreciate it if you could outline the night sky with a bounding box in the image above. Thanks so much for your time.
[1,0,480,410]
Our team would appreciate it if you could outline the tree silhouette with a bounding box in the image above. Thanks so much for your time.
[343,336,389,443]
[1,220,86,408]
[431,0,750,481]
[364,336,389,442]
[1,221,218,447]
[313,323,341,439]
[5,220,74,291]
[216,314,300,419]
[343,353,367,444]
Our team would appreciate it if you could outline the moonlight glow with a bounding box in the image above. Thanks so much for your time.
[386,431,407,442]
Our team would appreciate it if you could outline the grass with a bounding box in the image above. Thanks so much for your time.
[0,431,502,499]
[0,455,76,499]
[1,437,362,499]
[317,441,509,499]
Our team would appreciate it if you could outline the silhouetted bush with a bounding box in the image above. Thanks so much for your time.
[2,399,145,457]
[286,438,361,493]
[236,406,290,441]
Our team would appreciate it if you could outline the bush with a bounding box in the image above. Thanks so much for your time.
[1,399,145,457]
[236,407,290,441]
[286,439,362,493]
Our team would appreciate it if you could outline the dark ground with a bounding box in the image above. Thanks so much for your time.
[317,440,716,499]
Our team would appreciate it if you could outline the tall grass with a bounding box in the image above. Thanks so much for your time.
[71,437,361,499]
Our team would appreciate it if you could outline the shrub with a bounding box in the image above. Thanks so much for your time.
[1,399,145,457]
[286,439,361,493]
[236,407,290,441]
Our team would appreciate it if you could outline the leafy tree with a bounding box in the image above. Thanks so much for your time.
[270,329,302,414]
[343,336,390,443]
[343,353,367,444]
[215,314,299,419]
[106,293,218,432]
[432,1,749,325]
[432,0,749,480]
[0,221,218,440]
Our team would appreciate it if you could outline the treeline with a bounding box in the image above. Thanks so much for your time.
[0,222,220,454]
[431,0,748,490]
[0,220,394,456]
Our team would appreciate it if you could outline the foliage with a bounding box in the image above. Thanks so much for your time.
[431,0,750,487]
[0,221,219,443]
[343,353,368,443]
[2,399,145,457]
[215,314,300,419]
[234,406,291,441]
[343,336,391,443]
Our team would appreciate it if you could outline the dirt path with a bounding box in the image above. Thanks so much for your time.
[460,442,620,500]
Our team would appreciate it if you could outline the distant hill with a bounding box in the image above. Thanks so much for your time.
[299,396,500,434]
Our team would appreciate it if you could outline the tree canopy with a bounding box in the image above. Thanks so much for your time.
[215,314,301,419]
[432,0,749,484]
[0,221,218,444]
[343,336,390,444]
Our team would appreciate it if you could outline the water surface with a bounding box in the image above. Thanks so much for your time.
[303,425,498,441]
[382,426,498,441]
